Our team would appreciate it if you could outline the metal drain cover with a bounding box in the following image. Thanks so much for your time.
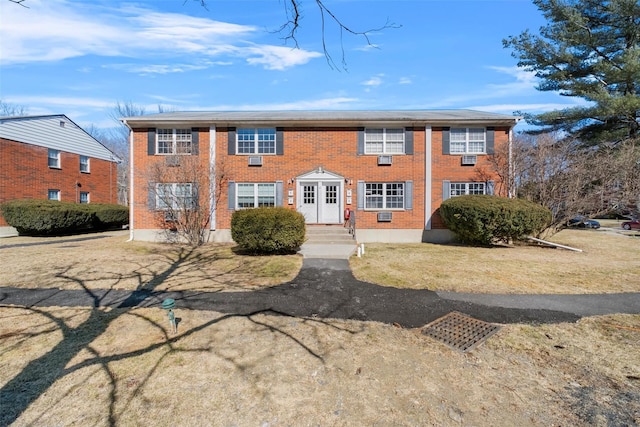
[422,311,501,352]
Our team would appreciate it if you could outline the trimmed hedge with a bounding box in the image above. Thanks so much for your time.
[440,195,552,245]
[0,199,129,236]
[231,207,305,254]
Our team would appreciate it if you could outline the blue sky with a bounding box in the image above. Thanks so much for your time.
[0,0,585,132]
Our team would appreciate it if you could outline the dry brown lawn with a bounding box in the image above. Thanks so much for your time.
[1,229,639,426]
[351,228,640,294]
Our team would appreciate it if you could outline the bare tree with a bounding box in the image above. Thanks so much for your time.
[146,155,228,246]
[0,99,28,116]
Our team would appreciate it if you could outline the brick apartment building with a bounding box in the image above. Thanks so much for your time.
[0,115,120,235]
[122,110,519,243]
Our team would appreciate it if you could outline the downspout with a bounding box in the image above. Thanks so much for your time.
[508,127,514,198]
[123,120,134,242]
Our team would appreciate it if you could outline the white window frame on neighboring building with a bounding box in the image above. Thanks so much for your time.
[80,155,90,173]
[449,182,486,197]
[156,129,192,155]
[155,183,196,210]
[48,189,60,201]
[450,128,486,154]
[236,128,276,155]
[364,128,405,154]
[80,192,90,203]
[236,183,276,208]
[48,149,60,168]
[364,182,405,210]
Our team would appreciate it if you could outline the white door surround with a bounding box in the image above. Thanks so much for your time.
[296,167,344,224]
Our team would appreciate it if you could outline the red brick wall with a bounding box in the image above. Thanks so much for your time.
[0,138,118,226]
[131,125,508,233]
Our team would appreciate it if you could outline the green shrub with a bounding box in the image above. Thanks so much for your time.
[231,207,305,254]
[440,195,552,245]
[90,204,129,229]
[0,199,129,236]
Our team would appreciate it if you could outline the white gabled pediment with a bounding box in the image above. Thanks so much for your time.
[297,167,343,181]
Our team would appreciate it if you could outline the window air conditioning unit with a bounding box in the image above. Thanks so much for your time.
[377,212,392,222]
[164,211,179,222]
[461,155,477,166]
[165,156,180,167]
[377,155,393,165]
[248,156,263,166]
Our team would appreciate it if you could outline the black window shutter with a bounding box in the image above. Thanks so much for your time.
[191,128,199,155]
[442,127,450,155]
[227,127,236,155]
[147,128,156,155]
[228,181,236,210]
[442,180,451,201]
[405,180,413,210]
[357,180,365,210]
[148,182,156,209]
[405,127,414,155]
[276,181,284,206]
[486,127,495,154]
[357,127,365,155]
[276,127,284,155]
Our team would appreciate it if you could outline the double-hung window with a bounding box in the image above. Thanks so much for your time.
[80,155,90,173]
[48,149,60,168]
[80,192,89,203]
[365,128,405,154]
[236,183,275,208]
[48,189,60,201]
[236,128,276,154]
[449,182,486,197]
[450,128,486,154]
[365,182,405,210]
[155,183,196,210]
[157,129,192,155]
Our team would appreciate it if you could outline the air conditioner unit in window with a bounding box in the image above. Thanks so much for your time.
[461,155,477,166]
[377,212,392,222]
[165,156,180,167]
[248,156,263,166]
[164,211,179,222]
[377,155,393,165]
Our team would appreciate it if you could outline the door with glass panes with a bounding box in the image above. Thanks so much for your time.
[298,181,341,224]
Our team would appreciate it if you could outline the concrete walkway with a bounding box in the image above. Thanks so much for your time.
[1,259,638,327]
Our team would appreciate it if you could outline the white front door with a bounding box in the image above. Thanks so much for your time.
[320,182,340,223]
[298,180,342,224]
[299,182,318,223]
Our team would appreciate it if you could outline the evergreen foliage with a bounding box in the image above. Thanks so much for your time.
[0,199,129,235]
[440,195,552,245]
[231,207,305,254]
[503,0,640,144]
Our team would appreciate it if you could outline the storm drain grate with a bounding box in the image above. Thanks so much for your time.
[422,311,501,352]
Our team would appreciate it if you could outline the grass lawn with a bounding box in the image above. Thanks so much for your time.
[0,229,638,426]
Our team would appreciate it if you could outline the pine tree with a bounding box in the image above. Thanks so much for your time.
[504,0,640,144]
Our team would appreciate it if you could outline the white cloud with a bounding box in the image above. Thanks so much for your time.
[0,0,321,70]
[399,77,412,85]
[362,75,384,87]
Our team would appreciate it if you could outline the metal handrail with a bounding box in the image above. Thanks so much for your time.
[347,211,356,240]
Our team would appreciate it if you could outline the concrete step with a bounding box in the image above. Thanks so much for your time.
[305,225,354,243]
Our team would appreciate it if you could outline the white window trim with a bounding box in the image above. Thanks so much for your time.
[48,189,61,201]
[364,182,405,210]
[80,155,90,173]
[236,182,276,209]
[156,129,192,155]
[236,128,276,155]
[449,182,486,197]
[155,183,196,210]
[450,128,486,154]
[48,149,60,168]
[364,128,405,154]
[80,192,90,203]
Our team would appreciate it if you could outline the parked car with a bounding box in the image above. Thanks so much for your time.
[621,219,640,230]
[567,216,601,229]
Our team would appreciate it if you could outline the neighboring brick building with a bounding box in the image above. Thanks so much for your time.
[0,115,120,235]
[122,110,519,243]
